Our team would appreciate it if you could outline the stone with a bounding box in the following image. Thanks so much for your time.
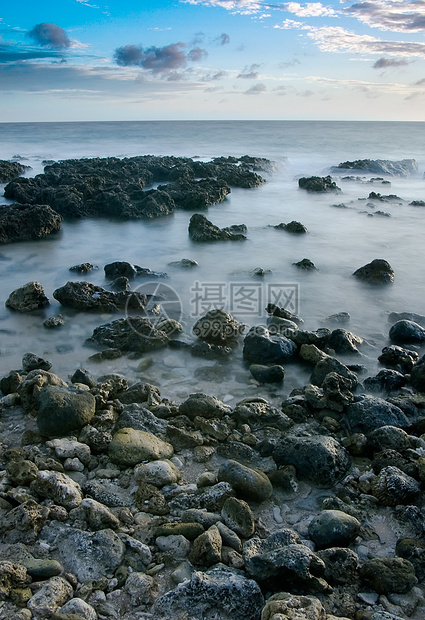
[114,402,168,437]
[188,213,246,242]
[153,564,264,620]
[298,175,340,192]
[261,592,327,620]
[0,203,61,244]
[156,534,191,558]
[36,385,96,437]
[21,559,63,581]
[43,314,65,328]
[69,262,97,274]
[273,434,351,487]
[308,510,361,548]
[22,352,52,372]
[124,572,154,606]
[293,258,317,270]
[31,470,83,509]
[6,459,38,485]
[378,345,418,373]
[27,576,73,618]
[371,466,421,506]
[333,158,418,177]
[316,547,359,585]
[58,598,97,620]
[193,308,244,345]
[353,259,394,284]
[389,320,425,344]
[327,328,363,354]
[364,369,406,393]
[345,395,409,434]
[217,460,273,502]
[0,561,29,599]
[55,527,125,582]
[179,392,231,420]
[243,325,297,365]
[249,363,285,383]
[188,525,222,567]
[53,280,146,312]
[46,438,91,464]
[275,220,308,233]
[310,356,358,388]
[221,497,255,538]
[0,500,50,544]
[73,498,120,530]
[155,522,204,540]
[134,459,181,487]
[396,539,425,581]
[87,317,169,353]
[360,557,417,594]
[109,427,173,466]
[5,281,49,312]
[0,159,29,182]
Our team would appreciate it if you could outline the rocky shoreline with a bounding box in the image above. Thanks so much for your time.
[1,155,425,619]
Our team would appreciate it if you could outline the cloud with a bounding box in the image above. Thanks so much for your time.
[188,46,208,61]
[238,63,261,78]
[279,58,301,68]
[114,42,190,74]
[414,77,425,86]
[343,1,425,33]
[218,32,230,45]
[0,43,63,63]
[181,0,263,15]
[307,26,425,58]
[244,82,266,93]
[273,19,309,29]
[373,57,410,69]
[27,23,71,49]
[282,2,336,17]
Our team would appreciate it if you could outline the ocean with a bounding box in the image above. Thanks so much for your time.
[1,120,425,402]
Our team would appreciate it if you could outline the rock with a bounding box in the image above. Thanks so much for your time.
[70,368,96,388]
[188,525,222,567]
[261,592,327,620]
[124,571,155,606]
[168,257,199,268]
[152,564,264,620]
[53,281,146,312]
[5,281,49,312]
[316,547,359,585]
[378,345,418,373]
[21,352,52,372]
[243,530,329,592]
[108,427,173,466]
[298,175,340,192]
[0,561,29,599]
[115,402,168,437]
[0,370,23,395]
[411,355,425,392]
[334,159,418,177]
[87,317,169,353]
[6,459,38,485]
[69,262,97,274]
[179,392,231,420]
[0,159,29,182]
[27,576,73,618]
[360,557,417,594]
[293,258,317,270]
[72,498,120,530]
[275,220,308,233]
[43,314,65,329]
[389,320,425,344]
[217,460,273,502]
[249,363,285,383]
[0,204,61,244]
[243,325,298,364]
[321,372,355,411]
[58,598,97,620]
[273,434,351,487]
[55,527,125,582]
[363,369,406,392]
[134,459,181,487]
[327,328,363,354]
[82,480,132,507]
[353,259,394,284]
[21,559,63,581]
[193,309,244,345]
[396,539,425,581]
[345,395,409,434]
[155,522,204,540]
[104,261,138,279]
[221,497,255,538]
[156,534,191,558]
[308,510,361,548]
[188,213,247,242]
[371,466,421,506]
[325,311,351,324]
[367,425,412,453]
[31,470,83,509]
[36,385,96,436]
[0,500,50,544]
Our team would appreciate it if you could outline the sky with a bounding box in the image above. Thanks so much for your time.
[1,0,425,121]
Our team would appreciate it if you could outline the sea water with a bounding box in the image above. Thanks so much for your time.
[0,121,424,402]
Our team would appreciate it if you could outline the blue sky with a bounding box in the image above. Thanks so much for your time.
[1,0,425,121]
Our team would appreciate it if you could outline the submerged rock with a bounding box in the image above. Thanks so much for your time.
[353,258,394,284]
[87,316,169,353]
[0,204,62,244]
[189,213,247,242]
[5,281,49,312]
[193,309,244,345]
[53,280,147,312]
[298,175,340,192]
[333,159,418,177]
[0,159,30,182]
[243,325,298,364]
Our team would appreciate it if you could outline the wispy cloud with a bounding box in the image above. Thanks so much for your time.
[217,32,230,45]
[244,82,266,93]
[238,63,261,78]
[343,0,425,33]
[281,2,336,17]
[373,57,410,69]
[181,0,263,15]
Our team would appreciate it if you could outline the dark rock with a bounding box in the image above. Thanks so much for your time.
[293,258,317,270]
[273,434,351,487]
[193,309,244,345]
[360,557,417,593]
[333,159,418,177]
[87,317,169,353]
[325,311,351,324]
[221,497,255,539]
[179,393,231,420]
[363,369,406,392]
[188,213,246,242]
[5,281,50,312]
[158,178,230,209]
[275,220,308,233]
[371,466,421,506]
[36,385,96,437]
[316,547,359,585]
[53,281,146,312]
[411,355,425,392]
[70,367,96,388]
[43,315,65,329]
[114,403,168,437]
[69,262,97,274]
[265,303,303,325]
[243,325,298,365]
[104,261,137,279]
[0,370,23,395]
[308,510,361,549]
[0,204,62,244]
[152,564,264,620]
[327,328,362,354]
[298,175,340,192]
[345,395,409,434]
[0,159,30,182]
[396,539,425,581]
[389,320,425,344]
[310,356,358,388]
[233,398,293,433]
[188,525,222,567]
[249,363,285,383]
[353,258,394,284]
[378,345,418,373]
[22,352,52,372]
[217,460,273,502]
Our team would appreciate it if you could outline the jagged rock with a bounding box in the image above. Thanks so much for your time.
[53,281,146,312]
[27,576,73,618]
[396,539,425,581]
[363,369,406,392]
[353,259,394,284]
[334,159,418,177]
[298,175,340,192]
[371,466,421,506]
[31,470,83,509]
[188,525,222,567]
[378,345,418,373]
[114,402,168,437]
[261,592,327,620]
[22,352,52,372]
[193,308,244,345]
[273,435,351,487]
[87,317,169,353]
[345,395,410,434]
[188,213,246,241]
[0,500,50,544]
[0,159,30,182]
[327,328,363,354]
[275,220,308,233]
[0,204,61,244]
[310,356,358,388]
[293,258,317,270]
[5,281,49,312]
[221,497,255,538]
[69,262,97,274]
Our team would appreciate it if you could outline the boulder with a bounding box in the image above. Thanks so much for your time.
[411,355,425,392]
[360,557,417,594]
[193,309,244,345]
[53,281,146,312]
[217,460,273,502]
[273,434,351,487]
[353,259,394,284]
[371,465,421,506]
[243,325,298,364]
[389,320,425,344]
[334,158,418,177]
[249,363,285,383]
[87,316,169,353]
[363,369,406,392]
[378,345,418,373]
[308,510,361,549]
[0,159,30,182]
[310,356,358,387]
[31,470,83,509]
[5,281,49,312]
[261,592,327,620]
[109,427,173,466]
[327,328,363,354]
[298,175,340,192]
[152,564,264,620]
[0,204,61,244]
[345,395,410,434]
[36,385,96,436]
[189,213,247,242]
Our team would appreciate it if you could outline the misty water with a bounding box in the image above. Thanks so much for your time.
[1,121,424,403]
